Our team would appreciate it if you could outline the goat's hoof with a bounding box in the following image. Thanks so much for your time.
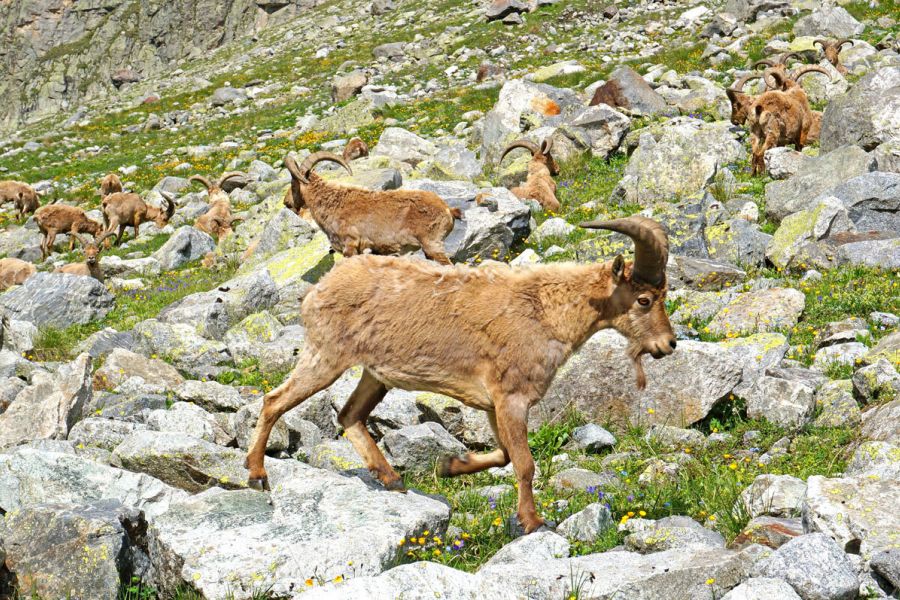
[247,477,270,491]
[384,478,407,493]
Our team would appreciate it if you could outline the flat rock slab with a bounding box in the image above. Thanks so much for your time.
[148,463,450,598]
[0,272,114,328]
[302,545,759,599]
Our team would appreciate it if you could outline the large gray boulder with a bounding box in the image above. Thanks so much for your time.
[589,66,668,116]
[623,516,726,553]
[751,533,859,600]
[131,319,230,375]
[613,119,745,206]
[725,0,790,22]
[821,67,900,153]
[836,237,900,269]
[0,500,145,600]
[557,503,613,542]
[0,272,114,328]
[381,422,466,473]
[566,104,631,158]
[68,417,149,452]
[706,288,805,337]
[740,474,807,518]
[436,186,531,263]
[372,127,436,167]
[151,226,216,270]
[820,171,900,232]
[721,578,803,600]
[480,79,583,164]
[793,6,864,38]
[766,197,855,269]
[765,145,875,221]
[803,475,900,560]
[0,446,187,519]
[147,463,450,598]
[0,354,91,448]
[742,375,816,428]
[93,347,184,392]
[537,331,742,427]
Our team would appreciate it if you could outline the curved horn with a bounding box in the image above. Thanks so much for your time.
[778,51,803,65]
[95,231,117,248]
[813,39,827,49]
[836,39,854,50]
[753,59,775,70]
[499,139,541,164]
[540,138,554,155]
[793,64,832,82]
[73,233,88,248]
[578,216,669,286]
[189,175,213,191]
[731,72,763,92]
[284,155,308,184]
[297,151,353,180]
[160,191,176,218]
[763,68,783,90]
[229,216,245,225]
[217,171,244,188]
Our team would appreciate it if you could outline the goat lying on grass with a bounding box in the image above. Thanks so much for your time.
[499,139,561,212]
[54,233,116,281]
[246,216,676,534]
[342,137,369,161]
[34,204,105,260]
[284,152,461,265]
[749,65,831,175]
[102,191,176,245]
[190,173,244,240]
[814,39,853,75]
[0,180,41,219]
[0,258,36,291]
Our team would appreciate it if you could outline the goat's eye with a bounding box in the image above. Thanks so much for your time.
[637,297,651,307]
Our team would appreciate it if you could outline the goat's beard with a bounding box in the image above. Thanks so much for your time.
[627,343,647,391]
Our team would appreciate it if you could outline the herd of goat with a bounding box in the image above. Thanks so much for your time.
[0,42,849,532]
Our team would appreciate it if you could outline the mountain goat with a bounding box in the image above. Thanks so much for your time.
[498,139,561,212]
[246,216,676,534]
[102,191,176,245]
[34,204,106,260]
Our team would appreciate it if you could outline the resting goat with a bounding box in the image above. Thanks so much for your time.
[814,39,853,75]
[342,137,369,162]
[498,139,561,212]
[246,216,677,533]
[190,173,244,240]
[34,204,105,260]
[0,258,37,291]
[100,173,123,197]
[284,152,461,265]
[54,233,116,281]
[0,180,41,219]
[102,191,176,245]
[748,65,831,175]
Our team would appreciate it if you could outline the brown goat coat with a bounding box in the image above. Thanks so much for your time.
[288,170,459,264]
[34,205,105,259]
[100,173,123,197]
[0,180,40,219]
[510,157,560,212]
[102,192,175,245]
[748,79,817,175]
[54,233,114,281]
[246,240,676,532]
[0,258,36,291]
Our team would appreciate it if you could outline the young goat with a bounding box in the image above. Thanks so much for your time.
[190,173,244,240]
[100,173,124,197]
[0,180,41,219]
[498,139,561,212]
[284,152,461,265]
[342,137,369,162]
[54,232,116,281]
[34,204,106,260]
[748,65,831,175]
[102,191,176,245]
[814,39,853,75]
[0,258,37,291]
[246,216,677,534]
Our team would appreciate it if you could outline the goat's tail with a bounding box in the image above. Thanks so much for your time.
[450,208,463,220]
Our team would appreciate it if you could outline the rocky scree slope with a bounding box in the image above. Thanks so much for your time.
[0,0,899,598]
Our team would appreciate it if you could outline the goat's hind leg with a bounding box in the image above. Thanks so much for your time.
[245,348,344,489]
[439,412,509,476]
[419,238,453,266]
[338,369,405,491]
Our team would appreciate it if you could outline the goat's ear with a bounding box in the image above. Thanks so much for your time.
[611,254,625,284]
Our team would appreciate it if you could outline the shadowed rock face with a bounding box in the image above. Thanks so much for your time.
[0,0,296,130]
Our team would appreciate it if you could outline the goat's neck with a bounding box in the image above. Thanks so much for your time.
[533,264,618,349]
[304,175,344,214]
[88,262,104,281]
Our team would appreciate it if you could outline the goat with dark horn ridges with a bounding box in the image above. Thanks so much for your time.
[726,72,765,125]
[814,39,853,74]
[498,138,560,212]
[245,216,676,534]
[282,151,461,264]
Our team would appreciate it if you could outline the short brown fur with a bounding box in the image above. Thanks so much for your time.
[191,173,243,240]
[0,258,37,291]
[0,180,41,219]
[100,173,123,197]
[102,191,176,245]
[499,139,561,212]
[34,204,105,259]
[54,232,116,281]
[246,216,676,534]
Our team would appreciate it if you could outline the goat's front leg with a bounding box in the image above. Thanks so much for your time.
[440,411,510,476]
[246,349,344,489]
[44,231,58,259]
[337,369,404,491]
[495,394,543,533]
